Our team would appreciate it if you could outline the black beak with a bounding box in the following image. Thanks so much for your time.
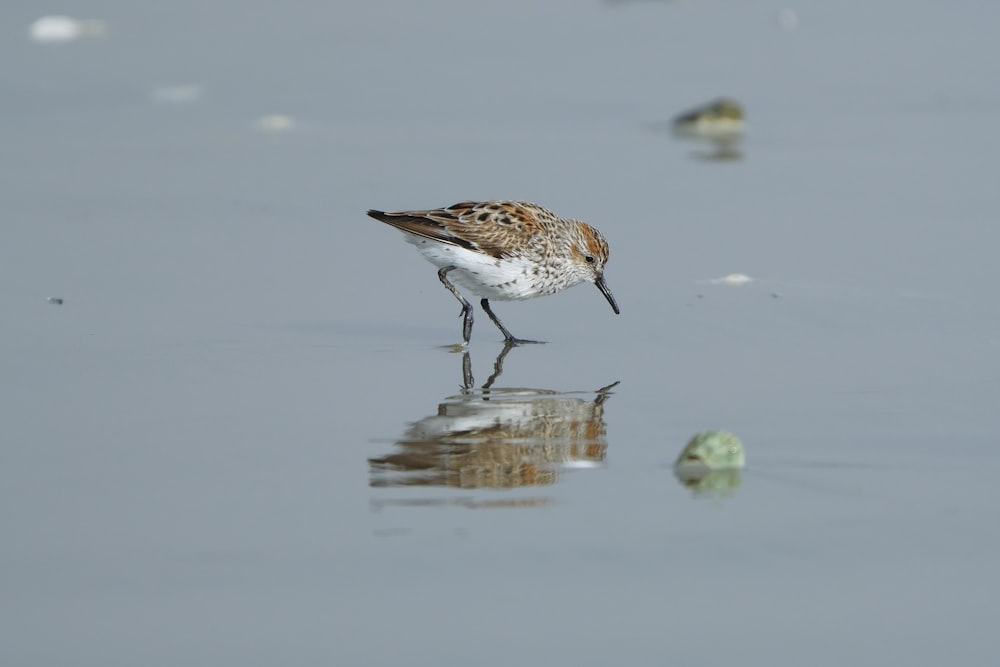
[595,276,620,314]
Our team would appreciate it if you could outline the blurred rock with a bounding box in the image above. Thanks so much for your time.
[29,16,108,43]
[673,98,745,146]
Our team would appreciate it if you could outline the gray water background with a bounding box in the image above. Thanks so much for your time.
[2,1,998,665]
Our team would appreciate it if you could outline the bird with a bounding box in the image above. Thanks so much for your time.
[367,200,619,344]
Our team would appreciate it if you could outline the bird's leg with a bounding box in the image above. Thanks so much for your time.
[480,299,543,345]
[461,349,474,392]
[482,341,516,391]
[438,266,473,344]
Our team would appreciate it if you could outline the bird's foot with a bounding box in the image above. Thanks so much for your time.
[504,337,545,346]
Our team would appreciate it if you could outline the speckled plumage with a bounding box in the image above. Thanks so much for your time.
[368,200,619,344]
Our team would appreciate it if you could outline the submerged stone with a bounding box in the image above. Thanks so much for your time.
[672,98,746,144]
[674,430,746,471]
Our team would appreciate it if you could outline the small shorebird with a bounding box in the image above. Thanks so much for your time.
[368,200,619,344]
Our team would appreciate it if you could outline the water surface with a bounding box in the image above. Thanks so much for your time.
[2,1,998,665]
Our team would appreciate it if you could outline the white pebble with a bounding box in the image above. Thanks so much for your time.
[256,114,295,132]
[29,16,108,43]
[149,85,204,105]
[776,9,799,31]
[710,273,754,286]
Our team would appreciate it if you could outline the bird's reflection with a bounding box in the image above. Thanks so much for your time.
[369,343,618,494]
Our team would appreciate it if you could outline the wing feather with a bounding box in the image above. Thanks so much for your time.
[367,201,554,259]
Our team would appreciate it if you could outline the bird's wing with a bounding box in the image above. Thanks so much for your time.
[367,201,553,259]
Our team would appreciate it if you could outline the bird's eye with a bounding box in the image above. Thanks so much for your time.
[585,255,596,263]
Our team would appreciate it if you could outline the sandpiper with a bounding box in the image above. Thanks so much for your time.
[368,200,619,344]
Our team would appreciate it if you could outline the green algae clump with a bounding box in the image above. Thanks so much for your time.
[675,431,746,471]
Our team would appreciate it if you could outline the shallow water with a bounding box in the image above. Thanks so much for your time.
[2,1,999,665]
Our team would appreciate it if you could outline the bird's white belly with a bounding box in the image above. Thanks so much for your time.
[404,235,543,300]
